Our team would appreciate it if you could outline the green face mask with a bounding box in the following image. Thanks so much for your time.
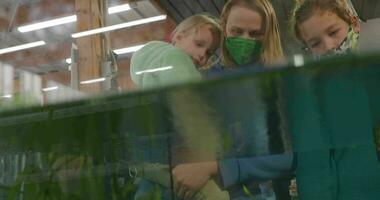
[225,37,263,66]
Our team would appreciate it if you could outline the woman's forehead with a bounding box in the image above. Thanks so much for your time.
[228,5,261,21]
[226,6,262,30]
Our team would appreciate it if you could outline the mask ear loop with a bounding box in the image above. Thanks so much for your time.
[339,25,353,46]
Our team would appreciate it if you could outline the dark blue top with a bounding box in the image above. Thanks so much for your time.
[204,62,294,199]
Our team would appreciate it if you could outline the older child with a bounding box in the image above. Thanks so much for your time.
[130,14,222,89]
[288,1,380,199]
[290,0,360,55]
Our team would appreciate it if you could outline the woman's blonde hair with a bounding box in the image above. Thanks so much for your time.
[220,0,284,67]
[171,14,222,46]
[290,0,356,43]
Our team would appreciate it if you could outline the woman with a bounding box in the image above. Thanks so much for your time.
[220,0,283,67]
[172,1,294,199]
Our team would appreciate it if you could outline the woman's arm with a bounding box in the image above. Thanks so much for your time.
[218,154,294,189]
[171,154,294,197]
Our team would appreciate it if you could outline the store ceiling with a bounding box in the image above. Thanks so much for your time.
[0,0,379,76]
[158,0,380,23]
[0,0,167,75]
[158,0,225,21]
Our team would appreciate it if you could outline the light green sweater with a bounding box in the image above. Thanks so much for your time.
[130,41,202,89]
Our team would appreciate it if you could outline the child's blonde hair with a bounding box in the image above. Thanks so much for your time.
[220,0,284,67]
[290,0,356,43]
[171,14,222,46]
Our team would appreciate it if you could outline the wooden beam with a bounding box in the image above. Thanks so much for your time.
[75,0,108,94]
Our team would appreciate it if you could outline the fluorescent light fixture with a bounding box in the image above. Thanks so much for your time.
[114,44,145,55]
[18,15,77,33]
[1,94,12,98]
[72,15,167,38]
[108,4,131,14]
[0,41,46,55]
[42,86,59,92]
[66,43,145,63]
[17,3,133,33]
[80,77,106,84]
[135,66,173,75]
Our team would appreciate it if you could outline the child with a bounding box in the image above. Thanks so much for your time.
[290,0,360,56]
[130,14,222,89]
[130,14,225,200]
[288,1,380,199]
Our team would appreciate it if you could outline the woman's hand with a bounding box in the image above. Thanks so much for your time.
[172,161,218,199]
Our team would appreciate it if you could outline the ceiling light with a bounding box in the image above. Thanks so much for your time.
[18,15,77,33]
[114,44,145,55]
[17,3,133,33]
[42,86,59,92]
[80,77,106,84]
[64,44,144,64]
[135,66,173,75]
[0,41,46,55]
[1,94,12,98]
[72,15,167,38]
[108,4,131,14]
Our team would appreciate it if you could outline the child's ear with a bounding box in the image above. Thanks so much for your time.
[172,35,178,44]
[172,33,182,44]
[174,32,188,45]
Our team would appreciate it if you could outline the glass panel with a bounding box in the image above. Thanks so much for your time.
[1,53,380,199]
[0,1,379,199]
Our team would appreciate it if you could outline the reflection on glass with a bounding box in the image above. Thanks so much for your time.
[0,0,379,199]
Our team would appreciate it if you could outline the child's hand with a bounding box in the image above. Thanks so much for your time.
[172,161,218,199]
